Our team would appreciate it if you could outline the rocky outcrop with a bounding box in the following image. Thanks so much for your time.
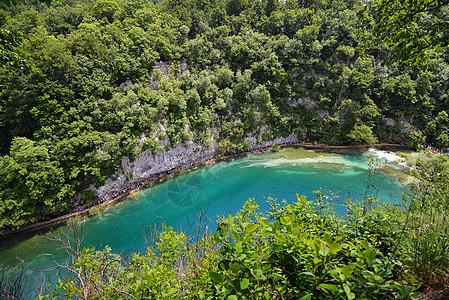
[90,131,299,201]
[91,136,218,200]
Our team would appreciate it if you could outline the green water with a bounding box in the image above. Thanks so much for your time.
[0,148,407,288]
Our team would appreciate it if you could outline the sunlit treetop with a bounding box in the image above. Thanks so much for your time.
[0,0,57,6]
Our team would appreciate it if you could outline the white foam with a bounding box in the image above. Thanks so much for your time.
[367,148,406,166]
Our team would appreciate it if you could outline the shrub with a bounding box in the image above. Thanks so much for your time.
[44,196,418,299]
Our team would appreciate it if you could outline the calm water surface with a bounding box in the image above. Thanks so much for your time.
[0,148,408,276]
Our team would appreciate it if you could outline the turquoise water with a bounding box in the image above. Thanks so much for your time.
[0,148,407,287]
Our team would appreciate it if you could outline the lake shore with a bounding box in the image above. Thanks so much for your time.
[5,142,410,236]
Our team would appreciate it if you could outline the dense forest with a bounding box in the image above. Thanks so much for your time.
[3,0,449,234]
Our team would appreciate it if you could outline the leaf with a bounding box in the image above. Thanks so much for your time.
[240,278,249,290]
[318,283,338,292]
[260,219,270,227]
[291,226,300,237]
[227,295,237,300]
[343,284,355,299]
[209,271,222,284]
[360,240,369,249]
[329,242,342,254]
[245,223,258,233]
[341,265,354,279]
[323,232,333,244]
[226,214,235,227]
[218,260,231,271]
[231,230,240,242]
[319,244,330,256]
[297,292,312,300]
[273,220,280,231]
[280,215,291,225]
[364,249,376,264]
[234,243,243,253]
[230,262,241,273]
[275,234,286,242]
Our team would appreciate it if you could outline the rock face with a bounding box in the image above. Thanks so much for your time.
[91,132,299,200]
[91,137,218,200]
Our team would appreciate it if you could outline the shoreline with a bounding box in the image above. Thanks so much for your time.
[4,142,411,237]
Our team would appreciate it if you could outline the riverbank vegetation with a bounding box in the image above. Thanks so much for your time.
[2,0,449,234]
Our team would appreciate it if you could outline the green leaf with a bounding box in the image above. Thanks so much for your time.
[209,271,222,284]
[341,265,354,279]
[364,249,376,264]
[329,242,342,254]
[227,295,237,300]
[273,221,280,231]
[291,226,300,237]
[280,215,291,225]
[297,292,312,300]
[240,278,249,290]
[323,232,332,244]
[275,234,286,242]
[360,240,369,249]
[230,262,241,273]
[226,214,235,227]
[343,283,355,299]
[231,229,240,242]
[234,243,243,253]
[218,260,231,271]
[245,223,258,233]
[319,244,330,256]
[260,219,270,227]
[318,283,338,292]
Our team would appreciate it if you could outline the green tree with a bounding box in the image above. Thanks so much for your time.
[347,123,378,145]
[360,0,449,65]
[0,137,70,233]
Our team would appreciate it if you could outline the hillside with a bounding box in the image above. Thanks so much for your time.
[1,0,449,237]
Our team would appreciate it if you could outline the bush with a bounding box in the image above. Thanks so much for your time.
[44,196,418,299]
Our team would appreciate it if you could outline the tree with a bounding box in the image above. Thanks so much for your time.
[360,0,449,65]
[0,28,31,71]
[1,0,56,7]
[0,137,69,234]
[347,123,378,145]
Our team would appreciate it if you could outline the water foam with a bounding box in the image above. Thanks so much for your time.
[367,148,406,166]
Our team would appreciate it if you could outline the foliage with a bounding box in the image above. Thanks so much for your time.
[359,0,449,65]
[2,0,449,233]
[270,143,280,152]
[403,151,449,288]
[43,196,418,299]
[347,124,378,145]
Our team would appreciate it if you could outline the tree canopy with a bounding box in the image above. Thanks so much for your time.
[360,0,449,65]
[1,0,449,234]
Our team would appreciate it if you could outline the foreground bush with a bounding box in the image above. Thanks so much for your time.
[44,195,418,299]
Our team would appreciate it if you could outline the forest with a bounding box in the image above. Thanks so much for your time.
[2,0,449,234]
[1,0,449,298]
